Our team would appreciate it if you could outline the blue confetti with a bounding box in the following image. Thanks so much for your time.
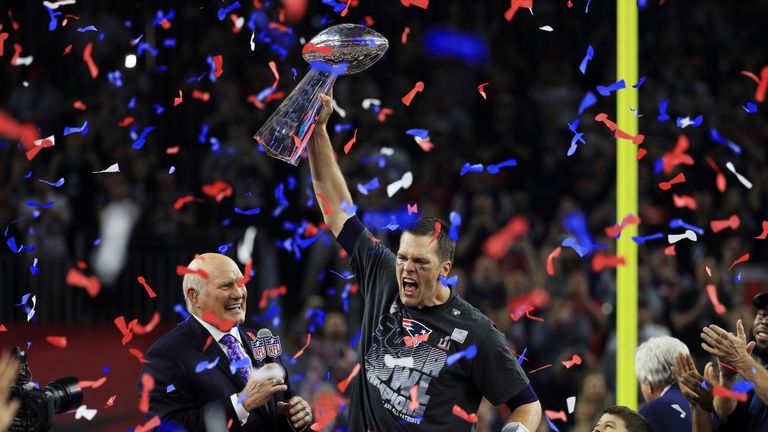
[446,345,477,365]
[732,380,755,394]
[562,237,590,257]
[234,207,260,215]
[229,357,251,375]
[448,211,462,241]
[64,121,88,136]
[137,42,158,57]
[460,163,483,176]
[340,199,358,216]
[744,102,758,113]
[735,272,742,282]
[173,304,190,320]
[632,76,646,88]
[546,417,560,432]
[668,218,705,236]
[187,71,207,83]
[631,233,664,244]
[166,384,176,393]
[578,45,594,75]
[38,178,65,187]
[356,178,380,195]
[77,25,98,32]
[217,1,242,20]
[405,129,430,139]
[596,79,626,96]
[710,129,742,155]
[30,258,40,275]
[252,305,280,322]
[93,238,101,246]
[128,97,137,109]
[486,159,517,174]
[26,200,54,208]
[107,71,123,87]
[131,126,156,150]
[657,100,670,122]
[577,91,597,115]
[195,356,220,373]
[330,270,355,280]
[45,6,61,31]
[24,171,32,179]
[349,330,361,347]
[218,243,234,254]
[439,274,458,287]
[163,38,177,47]
[517,347,527,365]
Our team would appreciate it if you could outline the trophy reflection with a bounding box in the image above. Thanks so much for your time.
[254,24,389,165]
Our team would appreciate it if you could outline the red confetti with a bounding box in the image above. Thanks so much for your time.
[134,416,161,432]
[728,253,750,271]
[80,376,107,389]
[104,395,117,408]
[72,100,88,110]
[191,89,210,101]
[595,113,645,144]
[713,385,748,402]
[706,284,726,315]
[604,214,641,238]
[591,254,626,272]
[46,336,68,349]
[505,0,533,21]
[129,348,149,364]
[0,32,7,57]
[451,405,478,424]
[662,135,694,174]
[415,137,434,152]
[166,146,180,154]
[706,158,727,193]
[316,192,332,215]
[63,44,72,55]
[401,81,425,106]
[528,363,553,374]
[637,147,647,160]
[173,90,183,106]
[561,353,582,369]
[237,258,253,287]
[343,128,358,154]
[545,410,567,422]
[302,42,333,56]
[407,203,418,215]
[428,222,441,246]
[710,214,740,233]
[477,83,489,100]
[0,324,7,332]
[25,136,54,161]
[140,383,157,419]
[0,110,40,151]
[77,261,88,270]
[114,315,137,345]
[338,363,361,393]
[756,221,768,240]
[377,107,394,122]
[268,60,280,88]
[404,332,430,347]
[137,276,157,298]
[8,10,19,31]
[132,312,161,335]
[482,216,530,260]
[258,285,288,309]
[212,54,223,78]
[83,42,99,78]
[546,246,562,276]
[201,180,233,202]
[524,305,544,322]
[173,195,202,210]
[409,385,419,409]
[340,0,352,16]
[175,265,210,279]
[672,194,697,210]
[740,65,768,103]
[202,335,214,352]
[66,268,101,298]
[665,245,676,256]
[401,0,430,9]
[401,26,410,45]
[658,172,686,190]
[293,333,312,359]
[117,116,135,127]
[202,310,236,332]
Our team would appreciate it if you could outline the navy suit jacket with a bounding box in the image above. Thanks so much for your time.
[140,316,299,432]
[639,384,692,432]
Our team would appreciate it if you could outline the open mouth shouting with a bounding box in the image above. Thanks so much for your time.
[402,277,418,296]
[224,303,243,314]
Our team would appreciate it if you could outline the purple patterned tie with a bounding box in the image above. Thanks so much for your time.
[219,334,251,385]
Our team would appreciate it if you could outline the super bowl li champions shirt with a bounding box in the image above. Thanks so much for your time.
[336,216,530,432]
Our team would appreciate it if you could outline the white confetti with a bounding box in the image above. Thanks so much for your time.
[725,161,753,189]
[93,163,120,174]
[362,98,381,110]
[386,171,413,198]
[539,25,554,32]
[43,0,77,9]
[75,405,98,421]
[249,31,255,51]
[169,166,176,174]
[332,99,346,118]
[567,396,576,414]
[668,230,697,244]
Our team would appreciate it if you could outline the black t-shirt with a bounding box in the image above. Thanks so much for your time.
[337,216,531,431]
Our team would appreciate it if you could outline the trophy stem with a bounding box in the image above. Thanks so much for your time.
[254,68,338,166]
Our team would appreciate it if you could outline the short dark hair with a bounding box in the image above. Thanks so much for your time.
[402,216,455,263]
[601,406,651,432]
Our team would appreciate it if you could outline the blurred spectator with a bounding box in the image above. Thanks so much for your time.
[593,406,651,432]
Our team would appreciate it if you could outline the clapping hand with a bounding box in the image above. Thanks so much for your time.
[671,352,715,412]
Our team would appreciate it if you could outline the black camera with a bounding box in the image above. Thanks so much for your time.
[9,347,83,432]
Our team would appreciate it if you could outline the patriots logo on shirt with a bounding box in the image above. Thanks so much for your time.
[402,318,432,347]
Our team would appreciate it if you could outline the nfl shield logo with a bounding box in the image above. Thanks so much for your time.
[265,335,282,358]
[251,338,266,361]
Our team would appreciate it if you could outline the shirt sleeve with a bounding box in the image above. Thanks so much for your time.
[230,393,250,425]
[335,215,397,301]
[471,324,531,406]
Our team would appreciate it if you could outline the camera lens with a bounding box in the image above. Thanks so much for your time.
[44,377,83,414]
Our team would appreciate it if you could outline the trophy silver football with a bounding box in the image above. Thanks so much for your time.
[254,24,389,165]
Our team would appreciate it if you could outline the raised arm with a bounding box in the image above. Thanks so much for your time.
[307,92,354,237]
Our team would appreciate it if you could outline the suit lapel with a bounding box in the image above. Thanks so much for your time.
[186,316,246,390]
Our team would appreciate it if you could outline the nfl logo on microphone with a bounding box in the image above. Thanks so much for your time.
[251,338,267,361]
[265,335,282,358]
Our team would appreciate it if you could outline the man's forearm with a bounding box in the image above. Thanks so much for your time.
[307,126,353,237]
[713,373,738,419]
[736,355,768,404]
[505,401,541,432]
[690,404,713,432]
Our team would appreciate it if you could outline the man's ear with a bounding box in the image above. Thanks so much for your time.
[186,288,199,307]
[440,261,453,277]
